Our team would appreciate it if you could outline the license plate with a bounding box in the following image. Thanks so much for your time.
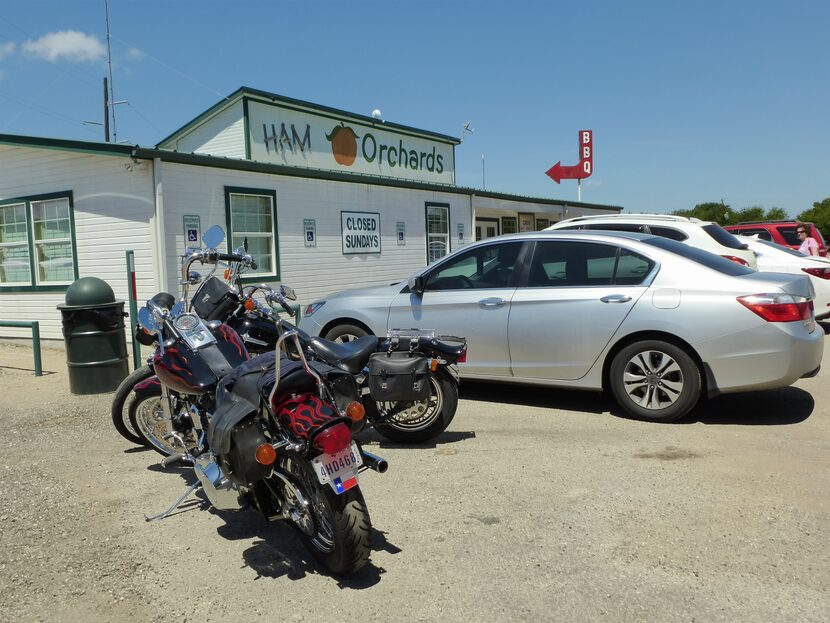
[312,442,363,494]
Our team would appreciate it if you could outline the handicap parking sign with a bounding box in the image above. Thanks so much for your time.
[187,229,198,242]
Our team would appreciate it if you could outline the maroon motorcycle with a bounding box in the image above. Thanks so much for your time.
[132,227,386,575]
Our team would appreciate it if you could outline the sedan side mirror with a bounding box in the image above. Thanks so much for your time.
[408,275,426,295]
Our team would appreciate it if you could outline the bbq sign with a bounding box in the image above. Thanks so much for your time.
[546,130,593,183]
[341,211,381,255]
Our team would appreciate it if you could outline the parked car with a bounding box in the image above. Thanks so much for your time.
[299,231,822,423]
[724,220,827,257]
[545,213,758,268]
[735,235,830,319]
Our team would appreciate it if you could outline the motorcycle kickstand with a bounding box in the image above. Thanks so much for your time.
[144,480,202,523]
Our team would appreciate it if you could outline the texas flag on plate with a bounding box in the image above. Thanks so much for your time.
[333,475,358,494]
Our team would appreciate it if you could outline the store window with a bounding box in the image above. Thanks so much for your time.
[426,203,450,264]
[225,187,278,280]
[536,217,550,230]
[501,216,518,235]
[0,193,77,290]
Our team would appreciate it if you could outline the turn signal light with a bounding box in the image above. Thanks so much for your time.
[224,268,232,280]
[345,401,365,422]
[255,443,277,465]
[244,298,257,311]
[429,358,439,372]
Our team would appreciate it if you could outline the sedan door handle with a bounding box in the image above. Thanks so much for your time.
[600,294,632,304]
[479,297,506,308]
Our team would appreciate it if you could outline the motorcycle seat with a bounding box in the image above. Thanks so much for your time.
[307,335,378,375]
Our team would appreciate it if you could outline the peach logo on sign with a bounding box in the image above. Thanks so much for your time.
[325,122,360,166]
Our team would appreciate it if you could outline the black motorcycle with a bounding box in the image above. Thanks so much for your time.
[133,227,386,575]
[113,236,466,450]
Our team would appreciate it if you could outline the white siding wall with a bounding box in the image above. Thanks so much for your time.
[0,146,157,340]
[160,162,472,304]
[165,101,246,158]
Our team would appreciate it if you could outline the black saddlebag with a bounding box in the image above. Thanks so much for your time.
[368,352,430,401]
[192,276,239,321]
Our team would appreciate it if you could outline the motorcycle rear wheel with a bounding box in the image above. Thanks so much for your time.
[278,456,371,575]
[110,365,154,446]
[369,368,459,443]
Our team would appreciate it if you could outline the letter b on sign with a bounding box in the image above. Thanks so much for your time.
[582,131,591,144]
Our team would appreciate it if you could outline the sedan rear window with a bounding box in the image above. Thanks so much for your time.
[701,223,748,250]
[640,236,754,275]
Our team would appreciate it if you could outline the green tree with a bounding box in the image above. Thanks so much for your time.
[732,206,765,223]
[797,198,830,242]
[765,207,788,220]
[671,201,733,224]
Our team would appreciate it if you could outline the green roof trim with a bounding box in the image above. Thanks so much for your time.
[157,86,461,149]
[0,134,135,157]
[0,132,622,212]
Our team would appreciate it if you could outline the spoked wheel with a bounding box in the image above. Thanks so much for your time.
[370,368,459,443]
[129,388,193,456]
[609,340,701,423]
[111,365,155,446]
[276,455,371,575]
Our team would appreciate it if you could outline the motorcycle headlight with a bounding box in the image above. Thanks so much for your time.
[304,301,326,317]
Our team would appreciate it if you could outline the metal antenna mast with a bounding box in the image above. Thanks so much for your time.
[104,0,117,143]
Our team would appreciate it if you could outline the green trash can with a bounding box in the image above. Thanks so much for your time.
[57,277,129,395]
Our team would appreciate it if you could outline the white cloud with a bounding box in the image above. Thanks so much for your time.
[22,31,105,63]
[127,47,145,61]
[0,42,15,61]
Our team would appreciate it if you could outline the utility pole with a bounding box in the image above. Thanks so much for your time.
[104,0,117,143]
[103,77,110,142]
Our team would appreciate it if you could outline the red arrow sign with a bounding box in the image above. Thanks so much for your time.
[546,130,593,184]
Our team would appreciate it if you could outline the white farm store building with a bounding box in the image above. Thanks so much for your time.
[0,87,622,343]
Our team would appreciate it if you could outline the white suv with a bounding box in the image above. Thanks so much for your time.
[546,214,758,269]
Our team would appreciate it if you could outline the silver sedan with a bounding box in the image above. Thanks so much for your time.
[299,231,823,422]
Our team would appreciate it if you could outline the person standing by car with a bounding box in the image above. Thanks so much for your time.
[797,224,820,256]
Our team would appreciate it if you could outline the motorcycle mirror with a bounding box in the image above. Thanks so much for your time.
[280,285,297,301]
[170,301,185,318]
[137,307,160,333]
[202,225,225,249]
[187,271,202,285]
[407,275,425,295]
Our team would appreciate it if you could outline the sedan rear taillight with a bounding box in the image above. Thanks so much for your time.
[737,293,814,324]
[722,255,750,266]
[802,267,830,280]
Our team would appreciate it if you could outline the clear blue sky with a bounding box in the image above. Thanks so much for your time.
[0,0,827,216]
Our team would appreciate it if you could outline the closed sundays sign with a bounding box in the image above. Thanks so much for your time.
[341,211,381,254]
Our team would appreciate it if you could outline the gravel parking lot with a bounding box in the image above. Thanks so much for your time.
[0,339,828,623]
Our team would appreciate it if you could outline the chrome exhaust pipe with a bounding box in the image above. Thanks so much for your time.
[360,450,388,474]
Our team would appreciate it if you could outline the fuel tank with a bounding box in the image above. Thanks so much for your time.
[154,323,249,395]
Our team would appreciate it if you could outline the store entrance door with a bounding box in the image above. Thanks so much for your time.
[475,217,500,241]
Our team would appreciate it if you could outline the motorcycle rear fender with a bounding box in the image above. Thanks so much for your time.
[275,392,350,442]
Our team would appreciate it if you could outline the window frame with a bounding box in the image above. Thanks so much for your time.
[423,240,525,291]
[0,191,78,292]
[425,202,450,265]
[224,186,280,283]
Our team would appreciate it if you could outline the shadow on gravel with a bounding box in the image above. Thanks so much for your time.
[460,379,814,427]
[0,365,56,375]
[686,386,814,426]
[216,514,391,587]
[356,428,476,449]
[143,462,396,586]
[461,380,613,414]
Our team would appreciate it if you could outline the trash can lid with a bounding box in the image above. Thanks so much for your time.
[58,277,123,310]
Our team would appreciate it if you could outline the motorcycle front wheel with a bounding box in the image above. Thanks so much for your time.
[110,365,154,446]
[129,387,190,456]
[277,455,371,575]
[368,368,459,443]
